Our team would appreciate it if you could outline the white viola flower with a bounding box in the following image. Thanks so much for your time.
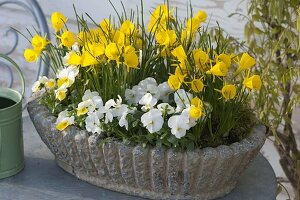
[139,93,158,112]
[56,110,74,131]
[141,109,164,133]
[125,85,147,106]
[118,107,137,130]
[31,76,49,93]
[181,106,197,128]
[63,52,71,66]
[168,115,190,139]
[72,42,80,53]
[157,103,175,115]
[56,66,79,88]
[174,89,193,112]
[138,77,157,89]
[55,84,68,101]
[146,84,160,99]
[119,112,129,130]
[77,99,93,116]
[125,88,137,105]
[85,112,102,134]
[82,90,103,111]
[100,96,127,123]
[158,82,172,102]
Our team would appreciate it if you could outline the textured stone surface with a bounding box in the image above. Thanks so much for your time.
[27,99,267,200]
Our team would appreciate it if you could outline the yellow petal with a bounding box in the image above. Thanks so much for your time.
[239,53,256,71]
[191,79,204,93]
[56,120,69,131]
[243,75,262,90]
[189,105,203,119]
[221,84,237,100]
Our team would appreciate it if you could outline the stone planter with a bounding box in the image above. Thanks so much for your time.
[27,99,266,200]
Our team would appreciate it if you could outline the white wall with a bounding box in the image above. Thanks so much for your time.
[36,0,247,38]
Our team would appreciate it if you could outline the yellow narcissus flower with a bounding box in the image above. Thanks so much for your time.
[113,30,127,47]
[186,17,201,33]
[68,51,82,66]
[31,35,49,52]
[156,30,177,47]
[120,20,136,35]
[168,74,183,90]
[191,96,203,108]
[217,53,231,68]
[99,18,114,33]
[190,79,204,93]
[189,105,203,119]
[243,75,262,90]
[59,31,76,48]
[207,62,228,76]
[181,29,194,43]
[193,49,209,70]
[195,10,207,23]
[171,45,187,63]
[221,84,237,100]
[51,12,67,32]
[81,51,98,67]
[238,53,256,71]
[24,48,39,62]
[105,43,120,61]
[124,52,139,70]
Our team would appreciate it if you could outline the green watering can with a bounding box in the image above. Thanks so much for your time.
[0,54,25,179]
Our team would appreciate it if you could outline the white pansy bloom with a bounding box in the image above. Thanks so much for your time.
[125,85,148,105]
[138,77,157,88]
[85,112,102,134]
[157,103,175,115]
[139,93,158,112]
[141,109,164,133]
[82,90,103,111]
[77,99,92,116]
[125,88,137,105]
[174,89,193,112]
[99,96,127,123]
[158,82,172,102]
[118,107,137,130]
[56,66,79,88]
[72,42,80,53]
[63,52,71,66]
[146,84,160,99]
[56,110,74,131]
[168,115,190,139]
[31,76,49,92]
[181,107,197,128]
[55,84,68,101]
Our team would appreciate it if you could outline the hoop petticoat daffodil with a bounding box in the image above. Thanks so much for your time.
[51,12,67,33]
[24,48,40,63]
[243,75,262,90]
[58,31,76,48]
[207,62,228,77]
[31,34,49,52]
[221,84,237,100]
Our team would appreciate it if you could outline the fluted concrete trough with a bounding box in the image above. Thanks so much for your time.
[27,99,266,200]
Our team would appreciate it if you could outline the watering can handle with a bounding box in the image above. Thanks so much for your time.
[0,53,25,98]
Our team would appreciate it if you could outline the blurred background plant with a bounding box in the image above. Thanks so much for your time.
[240,0,300,198]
